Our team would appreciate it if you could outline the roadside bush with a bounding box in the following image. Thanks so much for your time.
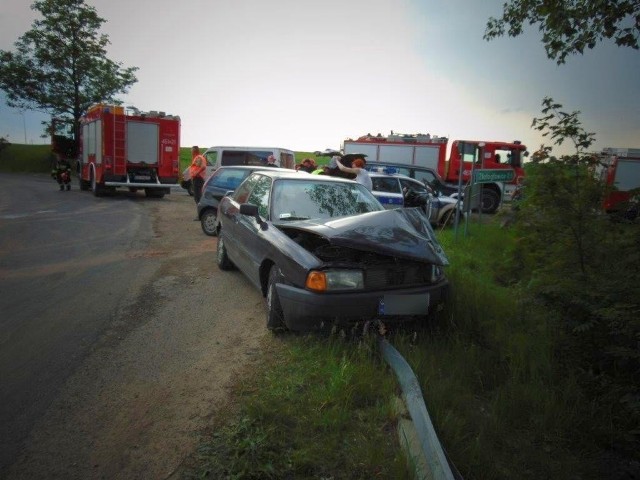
[505,99,640,471]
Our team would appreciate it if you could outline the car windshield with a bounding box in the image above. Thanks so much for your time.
[271,179,383,221]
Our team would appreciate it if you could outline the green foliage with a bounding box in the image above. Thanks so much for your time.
[484,0,640,64]
[394,222,639,478]
[504,99,640,467]
[0,0,138,152]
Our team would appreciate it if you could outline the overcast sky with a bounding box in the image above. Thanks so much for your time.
[1,0,638,156]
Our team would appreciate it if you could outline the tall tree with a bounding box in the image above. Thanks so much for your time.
[484,0,640,64]
[0,0,137,152]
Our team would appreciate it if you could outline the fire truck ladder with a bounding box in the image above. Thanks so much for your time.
[113,108,126,175]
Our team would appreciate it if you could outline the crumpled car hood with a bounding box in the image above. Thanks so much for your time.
[276,208,449,266]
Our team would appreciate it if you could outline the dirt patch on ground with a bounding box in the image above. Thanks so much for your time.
[6,193,273,479]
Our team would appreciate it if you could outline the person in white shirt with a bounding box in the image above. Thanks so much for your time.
[335,156,373,191]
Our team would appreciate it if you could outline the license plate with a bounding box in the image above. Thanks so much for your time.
[135,175,151,181]
[378,293,430,315]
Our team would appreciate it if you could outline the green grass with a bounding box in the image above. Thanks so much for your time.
[182,336,412,479]
[0,143,54,173]
[393,224,594,479]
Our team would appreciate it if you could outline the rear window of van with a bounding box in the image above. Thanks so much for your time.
[221,150,272,166]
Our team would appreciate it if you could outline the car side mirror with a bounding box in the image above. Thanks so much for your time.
[239,203,268,230]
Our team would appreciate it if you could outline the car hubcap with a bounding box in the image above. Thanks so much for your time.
[204,214,215,232]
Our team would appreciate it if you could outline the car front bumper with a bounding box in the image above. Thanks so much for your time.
[276,281,449,331]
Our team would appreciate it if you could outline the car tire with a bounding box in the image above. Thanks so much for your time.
[439,209,455,227]
[200,210,218,236]
[79,175,90,191]
[216,235,234,270]
[266,266,286,332]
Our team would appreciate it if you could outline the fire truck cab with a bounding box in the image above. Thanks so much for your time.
[78,104,180,198]
[342,132,528,213]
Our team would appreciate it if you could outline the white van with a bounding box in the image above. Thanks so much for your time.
[203,146,296,170]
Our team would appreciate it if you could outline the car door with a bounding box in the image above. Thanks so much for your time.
[220,174,261,266]
[228,175,273,288]
[371,176,404,209]
[400,177,437,222]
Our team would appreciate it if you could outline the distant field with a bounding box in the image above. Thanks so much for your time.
[0,144,55,173]
[0,143,328,174]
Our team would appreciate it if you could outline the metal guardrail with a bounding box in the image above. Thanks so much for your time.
[377,336,458,480]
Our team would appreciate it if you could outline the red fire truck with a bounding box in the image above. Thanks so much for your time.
[597,147,640,215]
[77,104,180,197]
[342,132,528,213]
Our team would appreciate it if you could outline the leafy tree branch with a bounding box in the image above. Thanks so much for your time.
[485,0,640,64]
[0,0,138,152]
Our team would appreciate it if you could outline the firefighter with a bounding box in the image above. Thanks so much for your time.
[51,154,72,191]
[189,146,207,205]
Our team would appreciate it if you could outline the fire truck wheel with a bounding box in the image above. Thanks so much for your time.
[216,235,235,270]
[79,177,90,191]
[91,170,104,197]
[201,210,218,236]
[480,188,500,214]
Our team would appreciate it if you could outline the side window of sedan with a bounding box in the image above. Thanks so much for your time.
[233,174,260,203]
[400,178,429,195]
[415,171,436,187]
[246,176,272,218]
[373,177,401,193]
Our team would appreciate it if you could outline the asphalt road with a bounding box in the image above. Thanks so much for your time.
[0,173,158,475]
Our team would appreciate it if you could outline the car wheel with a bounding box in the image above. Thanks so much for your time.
[266,266,286,332]
[200,210,218,236]
[216,235,234,270]
[439,209,455,227]
[480,188,500,214]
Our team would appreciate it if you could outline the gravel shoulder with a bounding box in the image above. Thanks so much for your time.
[6,192,272,480]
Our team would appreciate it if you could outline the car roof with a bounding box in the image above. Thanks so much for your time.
[367,163,438,172]
[204,146,294,152]
[250,170,359,184]
[214,165,274,171]
[369,172,415,181]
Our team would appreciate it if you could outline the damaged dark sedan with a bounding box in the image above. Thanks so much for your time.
[215,170,449,332]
